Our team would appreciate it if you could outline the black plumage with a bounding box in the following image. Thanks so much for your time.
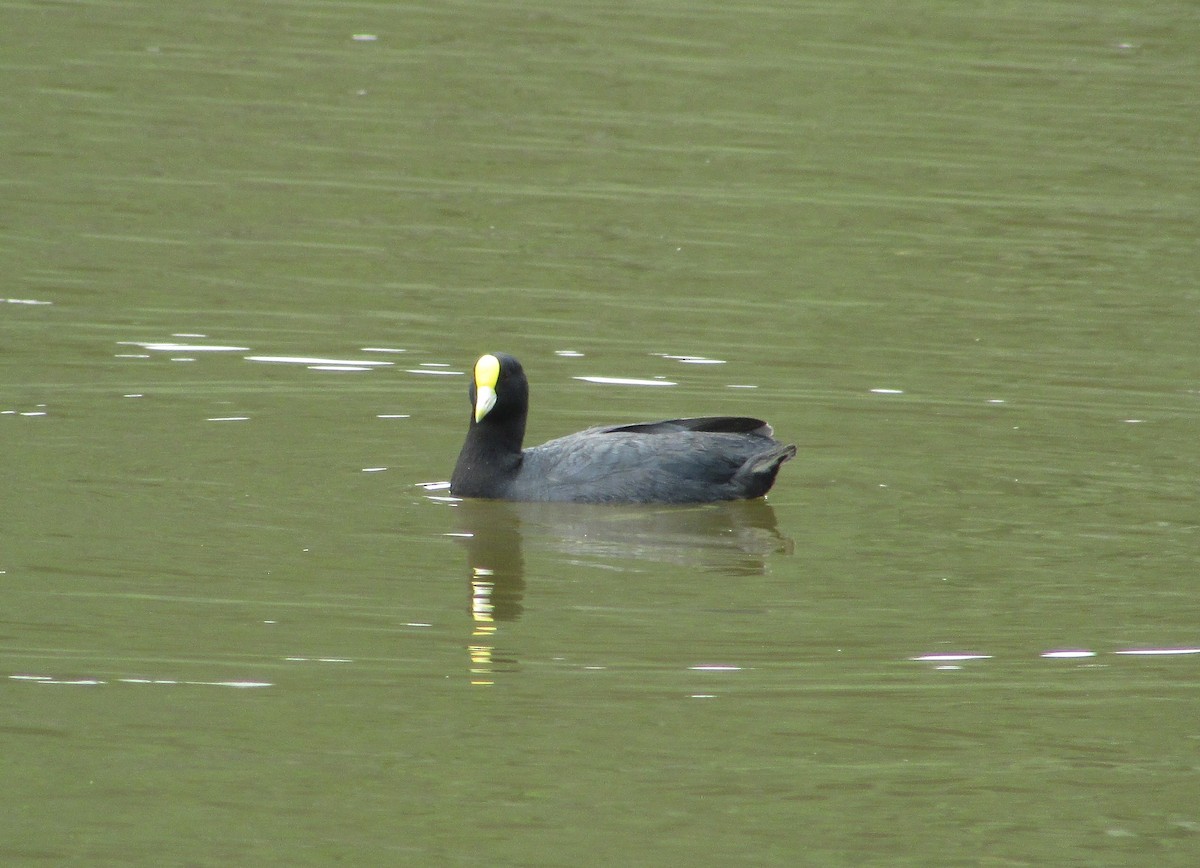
[450,353,795,504]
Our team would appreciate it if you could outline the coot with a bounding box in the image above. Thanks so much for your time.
[449,353,795,504]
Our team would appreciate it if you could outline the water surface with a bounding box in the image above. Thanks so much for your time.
[4,1,1199,864]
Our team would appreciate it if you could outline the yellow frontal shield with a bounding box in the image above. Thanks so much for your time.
[473,354,500,422]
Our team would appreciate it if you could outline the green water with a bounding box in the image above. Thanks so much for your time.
[4,1,1199,864]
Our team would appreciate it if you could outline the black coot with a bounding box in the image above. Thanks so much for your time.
[450,353,795,504]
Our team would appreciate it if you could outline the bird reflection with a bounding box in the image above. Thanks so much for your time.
[449,498,793,685]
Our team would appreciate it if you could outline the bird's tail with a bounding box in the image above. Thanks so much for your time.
[734,443,797,498]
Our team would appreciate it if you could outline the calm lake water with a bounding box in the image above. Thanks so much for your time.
[5,0,1199,864]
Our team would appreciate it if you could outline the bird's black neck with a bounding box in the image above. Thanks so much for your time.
[450,417,525,497]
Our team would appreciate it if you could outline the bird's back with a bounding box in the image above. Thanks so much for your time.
[504,419,795,503]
